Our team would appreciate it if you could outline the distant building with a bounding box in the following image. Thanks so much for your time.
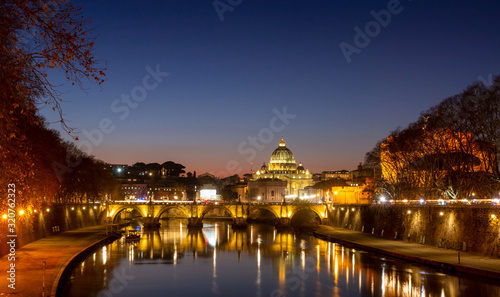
[297,186,320,202]
[331,185,367,204]
[121,183,147,201]
[231,182,248,201]
[149,183,186,201]
[247,178,287,202]
[252,137,314,199]
[321,170,350,181]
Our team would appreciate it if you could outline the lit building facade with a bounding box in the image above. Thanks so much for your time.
[321,170,350,180]
[248,178,287,202]
[252,137,314,199]
[121,183,148,200]
[149,185,186,201]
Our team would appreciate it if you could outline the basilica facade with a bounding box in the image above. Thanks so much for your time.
[249,137,314,200]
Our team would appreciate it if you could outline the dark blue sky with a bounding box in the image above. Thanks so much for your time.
[41,0,500,176]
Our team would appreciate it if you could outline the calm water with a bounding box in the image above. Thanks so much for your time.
[61,220,500,297]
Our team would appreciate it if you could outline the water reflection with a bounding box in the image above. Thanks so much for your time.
[61,220,500,297]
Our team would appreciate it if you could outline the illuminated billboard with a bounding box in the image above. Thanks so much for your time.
[200,189,217,200]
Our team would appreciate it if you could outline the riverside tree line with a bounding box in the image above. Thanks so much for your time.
[0,1,117,217]
[365,76,500,200]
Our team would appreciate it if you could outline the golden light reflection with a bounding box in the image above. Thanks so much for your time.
[334,254,338,284]
[102,246,107,264]
[94,221,485,297]
[257,243,261,286]
[317,245,320,273]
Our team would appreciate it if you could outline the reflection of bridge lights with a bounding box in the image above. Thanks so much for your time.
[203,226,218,247]
[102,246,107,264]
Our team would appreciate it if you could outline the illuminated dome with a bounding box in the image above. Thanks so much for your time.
[260,163,267,171]
[268,137,297,172]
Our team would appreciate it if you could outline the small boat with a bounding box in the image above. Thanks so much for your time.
[125,230,140,242]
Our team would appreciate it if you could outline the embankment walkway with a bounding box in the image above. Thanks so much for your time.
[314,225,500,280]
[0,225,114,297]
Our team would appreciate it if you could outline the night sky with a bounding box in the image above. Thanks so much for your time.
[40,0,500,177]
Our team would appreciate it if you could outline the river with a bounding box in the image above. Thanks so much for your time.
[60,220,500,297]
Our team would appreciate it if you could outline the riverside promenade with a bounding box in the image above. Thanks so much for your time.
[0,225,115,297]
[314,225,500,280]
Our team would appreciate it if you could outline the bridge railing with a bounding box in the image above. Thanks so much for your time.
[373,198,500,207]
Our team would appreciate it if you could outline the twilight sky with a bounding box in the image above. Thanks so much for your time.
[40,0,500,177]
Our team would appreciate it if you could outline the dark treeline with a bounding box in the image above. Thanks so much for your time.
[365,76,500,200]
[1,113,122,214]
[1,1,110,217]
[126,161,186,177]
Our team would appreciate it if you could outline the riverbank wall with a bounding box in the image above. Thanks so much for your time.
[326,204,500,257]
[0,203,102,257]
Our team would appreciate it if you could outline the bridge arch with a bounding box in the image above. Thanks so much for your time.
[200,205,235,219]
[110,205,145,223]
[248,205,280,219]
[155,206,190,223]
[290,207,322,224]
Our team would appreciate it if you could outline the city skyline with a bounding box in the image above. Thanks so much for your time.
[39,0,500,175]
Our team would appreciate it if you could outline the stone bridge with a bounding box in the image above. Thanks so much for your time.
[103,201,330,228]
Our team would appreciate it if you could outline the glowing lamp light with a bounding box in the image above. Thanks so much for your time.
[407,210,411,214]
[19,210,24,215]
[419,198,424,204]
[94,206,97,209]
[380,196,386,203]
[46,208,50,212]
[34,210,37,213]
[257,196,261,201]
[2,214,7,219]
[439,212,444,216]
[83,207,86,210]
[71,207,75,210]
[351,208,355,211]
[492,214,497,219]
